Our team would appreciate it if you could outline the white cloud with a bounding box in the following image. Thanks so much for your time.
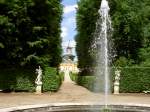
[64,5,78,14]
[62,40,76,48]
[62,17,76,29]
[61,27,68,39]
[69,40,76,47]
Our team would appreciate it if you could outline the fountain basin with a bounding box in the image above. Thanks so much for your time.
[1,103,150,112]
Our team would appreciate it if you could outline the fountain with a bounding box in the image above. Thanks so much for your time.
[93,0,113,108]
[99,0,111,107]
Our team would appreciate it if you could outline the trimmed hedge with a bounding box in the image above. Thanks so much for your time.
[59,72,64,82]
[119,67,150,93]
[0,67,62,92]
[77,76,95,91]
[43,67,62,92]
[0,67,35,92]
[77,67,150,93]
[70,72,78,82]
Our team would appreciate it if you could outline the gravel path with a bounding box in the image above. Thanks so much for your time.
[0,81,150,109]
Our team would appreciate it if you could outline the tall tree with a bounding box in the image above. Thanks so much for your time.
[110,0,143,64]
[76,0,148,73]
[0,0,63,67]
[138,0,150,66]
[76,0,101,75]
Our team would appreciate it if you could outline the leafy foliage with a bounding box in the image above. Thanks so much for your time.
[43,67,62,92]
[76,0,101,74]
[76,0,150,73]
[110,0,143,63]
[119,67,150,93]
[0,0,63,67]
[0,67,62,92]
[76,0,150,93]
[0,0,63,92]
[0,67,35,91]
[76,67,150,93]
[77,75,95,91]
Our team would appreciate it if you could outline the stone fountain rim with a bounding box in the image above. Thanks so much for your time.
[1,102,150,112]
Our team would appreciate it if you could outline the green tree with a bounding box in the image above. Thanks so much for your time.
[0,0,63,67]
[76,0,101,75]
[76,0,149,73]
[110,0,143,64]
[138,0,150,66]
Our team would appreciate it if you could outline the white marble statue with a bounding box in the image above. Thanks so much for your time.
[114,70,121,94]
[114,70,120,83]
[35,66,42,85]
[35,66,42,94]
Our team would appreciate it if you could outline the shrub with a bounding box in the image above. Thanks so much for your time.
[0,67,35,92]
[70,72,78,82]
[15,76,35,92]
[76,67,150,93]
[119,67,150,93]
[43,67,62,92]
[77,75,95,91]
[59,72,64,82]
[0,66,62,92]
[0,70,16,91]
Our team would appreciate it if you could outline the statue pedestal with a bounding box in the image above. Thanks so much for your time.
[114,82,119,94]
[35,82,42,94]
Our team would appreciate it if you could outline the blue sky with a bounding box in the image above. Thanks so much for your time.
[62,0,77,6]
[61,0,77,55]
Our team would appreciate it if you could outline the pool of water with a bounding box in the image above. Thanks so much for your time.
[6,104,150,112]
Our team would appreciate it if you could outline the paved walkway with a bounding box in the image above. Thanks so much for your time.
[0,81,150,109]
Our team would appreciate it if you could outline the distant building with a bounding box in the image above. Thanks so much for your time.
[59,45,79,73]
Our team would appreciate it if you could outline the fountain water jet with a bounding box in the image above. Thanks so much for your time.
[100,0,110,108]
[93,0,113,108]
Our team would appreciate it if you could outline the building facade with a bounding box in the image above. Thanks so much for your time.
[59,45,79,73]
